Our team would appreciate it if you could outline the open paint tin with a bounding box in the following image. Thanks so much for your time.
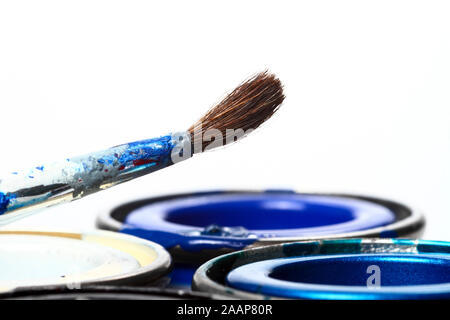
[96,190,425,287]
[192,238,450,299]
[0,285,225,300]
[0,230,171,292]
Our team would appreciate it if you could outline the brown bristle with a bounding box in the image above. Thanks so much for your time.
[188,71,284,153]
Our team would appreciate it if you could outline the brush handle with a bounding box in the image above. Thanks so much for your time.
[0,132,190,225]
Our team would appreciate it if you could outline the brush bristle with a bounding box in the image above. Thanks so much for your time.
[188,71,284,153]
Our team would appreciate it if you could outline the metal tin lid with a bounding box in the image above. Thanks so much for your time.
[97,191,424,264]
[0,230,171,292]
[193,239,450,300]
[0,285,224,300]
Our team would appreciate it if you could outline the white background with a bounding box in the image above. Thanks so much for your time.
[0,1,449,240]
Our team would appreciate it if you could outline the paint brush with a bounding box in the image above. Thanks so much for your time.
[0,71,284,225]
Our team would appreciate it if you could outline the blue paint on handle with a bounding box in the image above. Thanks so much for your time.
[0,192,16,215]
[94,135,176,169]
[0,192,9,214]
[0,133,188,219]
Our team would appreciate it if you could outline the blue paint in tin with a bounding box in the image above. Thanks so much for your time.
[122,226,256,288]
[104,192,422,289]
[192,239,450,299]
[225,253,450,299]
[122,228,258,252]
[122,193,395,251]
[167,263,198,288]
[118,193,396,289]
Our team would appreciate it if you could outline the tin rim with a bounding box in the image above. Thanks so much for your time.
[192,238,450,300]
[0,285,227,300]
[96,190,425,250]
[0,230,172,292]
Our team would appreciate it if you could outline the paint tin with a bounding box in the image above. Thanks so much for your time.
[192,239,450,299]
[96,190,425,287]
[0,285,225,300]
[0,230,171,292]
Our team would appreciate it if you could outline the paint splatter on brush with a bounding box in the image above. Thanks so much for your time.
[0,71,284,223]
[0,192,14,214]
[0,133,187,215]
